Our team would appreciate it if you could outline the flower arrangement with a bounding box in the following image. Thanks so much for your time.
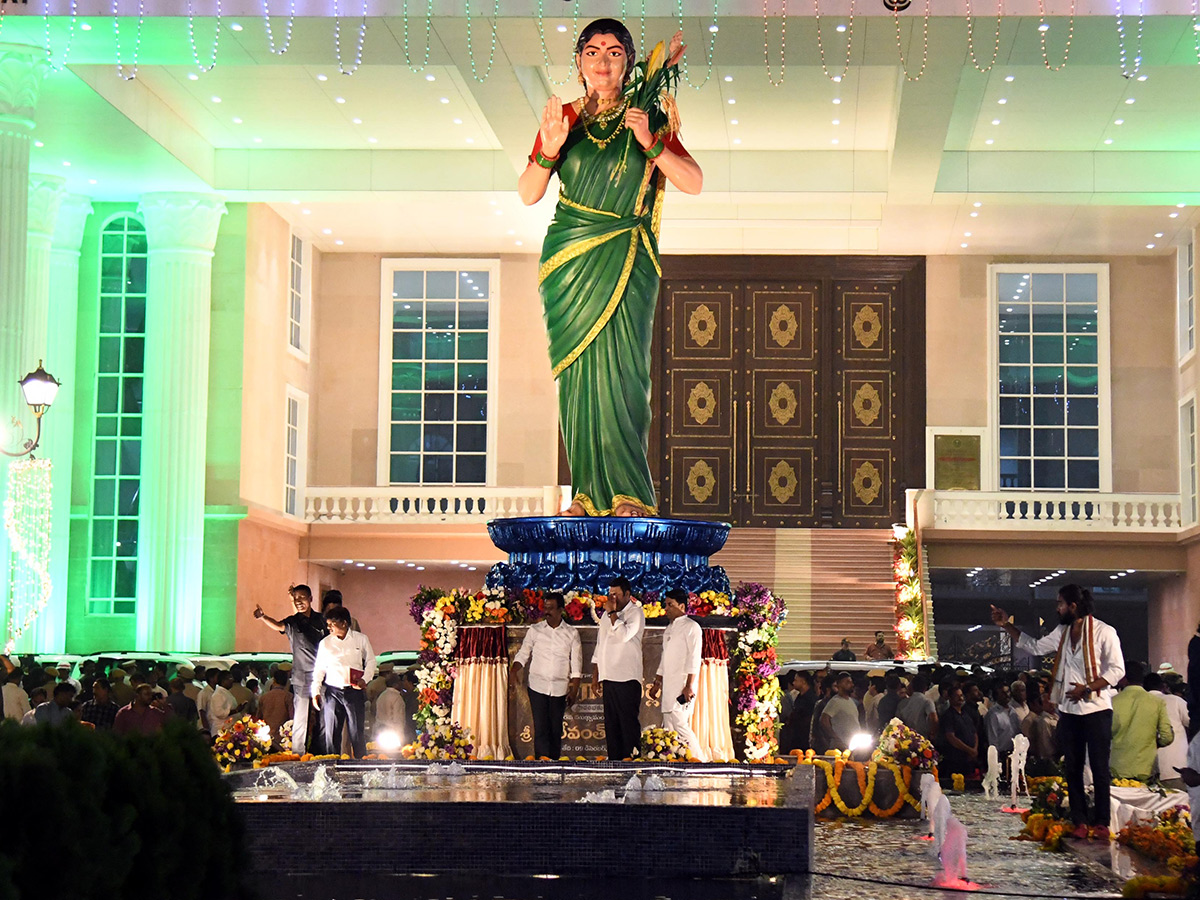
[278,718,294,753]
[689,589,733,617]
[872,718,938,770]
[798,755,922,818]
[401,722,476,761]
[730,582,787,761]
[1119,874,1190,899]
[1029,775,1069,820]
[635,726,690,761]
[1018,812,1071,851]
[212,715,273,769]
[1118,806,1196,867]
[892,529,927,659]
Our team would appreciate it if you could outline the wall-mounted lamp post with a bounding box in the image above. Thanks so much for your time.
[1,362,61,459]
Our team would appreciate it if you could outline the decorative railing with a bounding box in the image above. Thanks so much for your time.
[304,486,563,524]
[910,489,1184,533]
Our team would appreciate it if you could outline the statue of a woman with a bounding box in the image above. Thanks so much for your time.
[518,19,702,517]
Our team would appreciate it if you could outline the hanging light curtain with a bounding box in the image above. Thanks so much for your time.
[691,627,735,762]
[450,625,510,759]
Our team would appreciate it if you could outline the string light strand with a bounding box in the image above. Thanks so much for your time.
[262,0,295,55]
[677,0,719,90]
[621,0,647,57]
[464,0,498,83]
[42,0,80,72]
[965,0,1002,74]
[186,0,222,74]
[814,0,854,83]
[333,0,367,76]
[112,0,146,81]
[537,0,579,87]
[1115,0,1144,78]
[1037,0,1075,71]
[3,460,53,655]
[403,0,433,72]
[893,0,930,82]
[763,0,787,87]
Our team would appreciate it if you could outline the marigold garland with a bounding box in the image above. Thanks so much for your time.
[800,757,922,818]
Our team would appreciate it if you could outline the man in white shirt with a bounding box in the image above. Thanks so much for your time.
[208,670,240,734]
[196,668,216,732]
[992,584,1125,840]
[512,592,583,760]
[1146,671,1190,787]
[312,605,377,757]
[651,589,706,761]
[591,576,645,760]
[2,671,30,721]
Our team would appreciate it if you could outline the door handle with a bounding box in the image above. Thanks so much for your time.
[837,399,843,494]
[731,394,738,498]
[744,399,750,501]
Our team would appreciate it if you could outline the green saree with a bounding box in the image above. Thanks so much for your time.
[538,107,668,517]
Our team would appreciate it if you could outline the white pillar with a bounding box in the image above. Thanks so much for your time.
[0,44,50,649]
[19,174,66,653]
[35,193,91,653]
[135,192,226,652]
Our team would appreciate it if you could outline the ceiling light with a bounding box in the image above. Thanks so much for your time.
[302,209,311,215]
[425,73,436,81]
[1038,22,1050,31]
[730,119,739,125]
[1126,569,1136,574]
[1110,574,1118,579]
[1171,212,1180,218]
[230,21,243,30]
[493,209,503,215]
[317,73,328,81]
[709,23,719,32]
[1104,139,1113,144]
[515,240,523,246]
[188,73,200,81]
[344,559,354,564]
[1115,119,1124,125]
[831,139,838,144]
[211,96,222,103]
[61,160,70,167]
[396,560,406,564]
[964,232,972,237]
[406,562,415,567]
[728,98,736,104]
[832,119,840,125]
[832,75,842,82]
[368,136,378,143]
[733,138,742,144]
[416,566,425,571]
[335,96,346,104]
[724,75,733,82]
[985,139,994,145]
[322,228,332,234]
[832,98,841,105]
[352,117,362,124]
[253,136,262,143]
[335,239,344,245]
[970,211,978,217]
[459,563,469,568]
[973,201,982,208]
[992,119,1000,125]
[556,24,567,32]
[367,566,376,570]
[1155,232,1164,237]
[33,141,43,148]
[356,562,365,567]
[835,23,846,32]
[453,118,463,125]
[1004,74,1014,81]
[440,97,450,104]
[1136,74,1147,81]
[1178,203,1187,208]
[88,178,97,185]
[468,566,477,571]
[1124,98,1136,104]
[232,116,242,124]
[997,98,1007,105]
[79,21,91,30]
[1147,243,1156,249]
[961,242,969,248]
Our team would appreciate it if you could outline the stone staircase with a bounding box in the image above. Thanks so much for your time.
[712,528,902,662]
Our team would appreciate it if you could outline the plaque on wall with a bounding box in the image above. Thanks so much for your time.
[932,434,982,490]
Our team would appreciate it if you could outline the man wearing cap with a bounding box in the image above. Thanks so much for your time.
[254,583,328,754]
[52,661,81,695]
[176,665,200,702]
[832,638,856,662]
[108,667,134,708]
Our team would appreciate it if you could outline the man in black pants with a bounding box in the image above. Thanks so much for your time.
[591,576,646,760]
[512,592,582,759]
[991,585,1125,840]
[311,605,376,757]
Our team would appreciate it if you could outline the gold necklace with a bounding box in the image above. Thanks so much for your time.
[582,106,627,149]
[582,98,626,127]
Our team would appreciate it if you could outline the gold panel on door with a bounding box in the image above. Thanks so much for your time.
[668,369,733,439]
[840,290,893,361]
[669,447,733,520]
[842,372,891,439]
[748,285,817,361]
[668,288,735,361]
[750,448,816,524]
[840,451,894,522]
[753,369,816,438]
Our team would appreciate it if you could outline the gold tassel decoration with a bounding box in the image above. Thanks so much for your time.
[659,91,682,136]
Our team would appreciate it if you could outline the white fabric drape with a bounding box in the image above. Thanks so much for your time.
[692,658,735,762]
[451,659,509,759]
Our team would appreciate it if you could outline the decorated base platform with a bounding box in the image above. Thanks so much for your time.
[805,757,925,819]
[227,760,814,880]
[485,515,731,595]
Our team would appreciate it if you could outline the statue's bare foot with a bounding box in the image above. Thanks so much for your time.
[562,501,587,517]
[613,502,646,517]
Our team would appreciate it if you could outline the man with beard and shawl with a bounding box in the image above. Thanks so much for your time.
[991,585,1124,840]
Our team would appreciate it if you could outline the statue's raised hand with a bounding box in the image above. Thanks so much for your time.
[540,96,570,159]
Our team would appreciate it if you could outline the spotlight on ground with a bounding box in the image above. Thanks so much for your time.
[848,732,875,760]
[376,729,403,752]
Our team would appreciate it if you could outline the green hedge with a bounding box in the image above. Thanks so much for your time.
[0,719,252,900]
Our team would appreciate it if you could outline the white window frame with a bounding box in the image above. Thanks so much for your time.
[987,263,1112,492]
[284,385,309,518]
[287,233,312,361]
[1179,232,1196,366]
[376,258,500,487]
[1181,392,1198,526]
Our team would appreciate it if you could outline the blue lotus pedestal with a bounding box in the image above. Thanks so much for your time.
[484,516,731,596]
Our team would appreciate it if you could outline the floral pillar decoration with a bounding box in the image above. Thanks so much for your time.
[731,582,787,761]
[4,458,52,653]
[892,529,927,659]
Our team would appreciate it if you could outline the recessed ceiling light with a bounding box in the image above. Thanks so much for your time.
[1125,98,1136,104]
[961,243,969,248]
[88,178,97,185]
[730,119,738,125]
[724,75,733,82]
[34,140,44,148]
[991,119,1000,125]
[506,229,515,235]
[61,160,70,167]
[335,97,346,104]
[556,24,567,32]
[1137,74,1147,81]
[1057,570,1065,575]
[709,23,719,32]
[997,98,1007,105]
[211,96,222,103]
[253,136,262,142]
[79,21,91,30]
[832,75,842,82]
[832,98,841,105]
[1004,74,1014,81]
[493,209,503,215]
[728,98,736,104]
[425,73,436,81]
[344,559,354,564]
[468,566,477,571]
[835,23,846,32]
[453,118,463,125]
[831,138,838,144]
[1115,119,1124,125]
[440,97,449,104]
[302,209,311,215]
[1177,203,1187,208]
[985,139,994,145]
[188,73,199,81]
[1110,574,1118,579]
[1147,243,1156,249]
[396,560,406,564]
[1126,569,1136,573]
[232,116,242,124]
[367,565,376,570]
[973,201,982,207]
[733,138,742,144]
[1155,232,1164,238]
[1104,139,1113,145]
[416,566,425,571]
[352,117,362,124]
[515,241,523,246]
[230,21,243,30]
[322,228,332,234]
[1005,307,1012,312]
[970,211,978,217]
[356,562,365,567]
[406,562,415,567]
[335,239,344,246]
[1038,22,1050,31]
[317,73,328,81]
[466,137,474,143]
[1171,212,1180,218]
[368,136,378,143]
[964,232,972,237]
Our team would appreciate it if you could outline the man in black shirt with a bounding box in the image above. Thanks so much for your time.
[939,686,979,778]
[79,677,119,731]
[831,638,856,662]
[254,583,328,753]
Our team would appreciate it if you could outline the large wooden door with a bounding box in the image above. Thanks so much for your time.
[655,257,924,528]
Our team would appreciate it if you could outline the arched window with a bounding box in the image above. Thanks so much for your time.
[88,215,146,615]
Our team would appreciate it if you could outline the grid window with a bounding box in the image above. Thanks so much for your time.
[997,270,1103,491]
[387,268,490,484]
[1181,240,1195,360]
[285,391,307,516]
[1183,400,1198,525]
[289,234,306,354]
[89,215,146,616]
